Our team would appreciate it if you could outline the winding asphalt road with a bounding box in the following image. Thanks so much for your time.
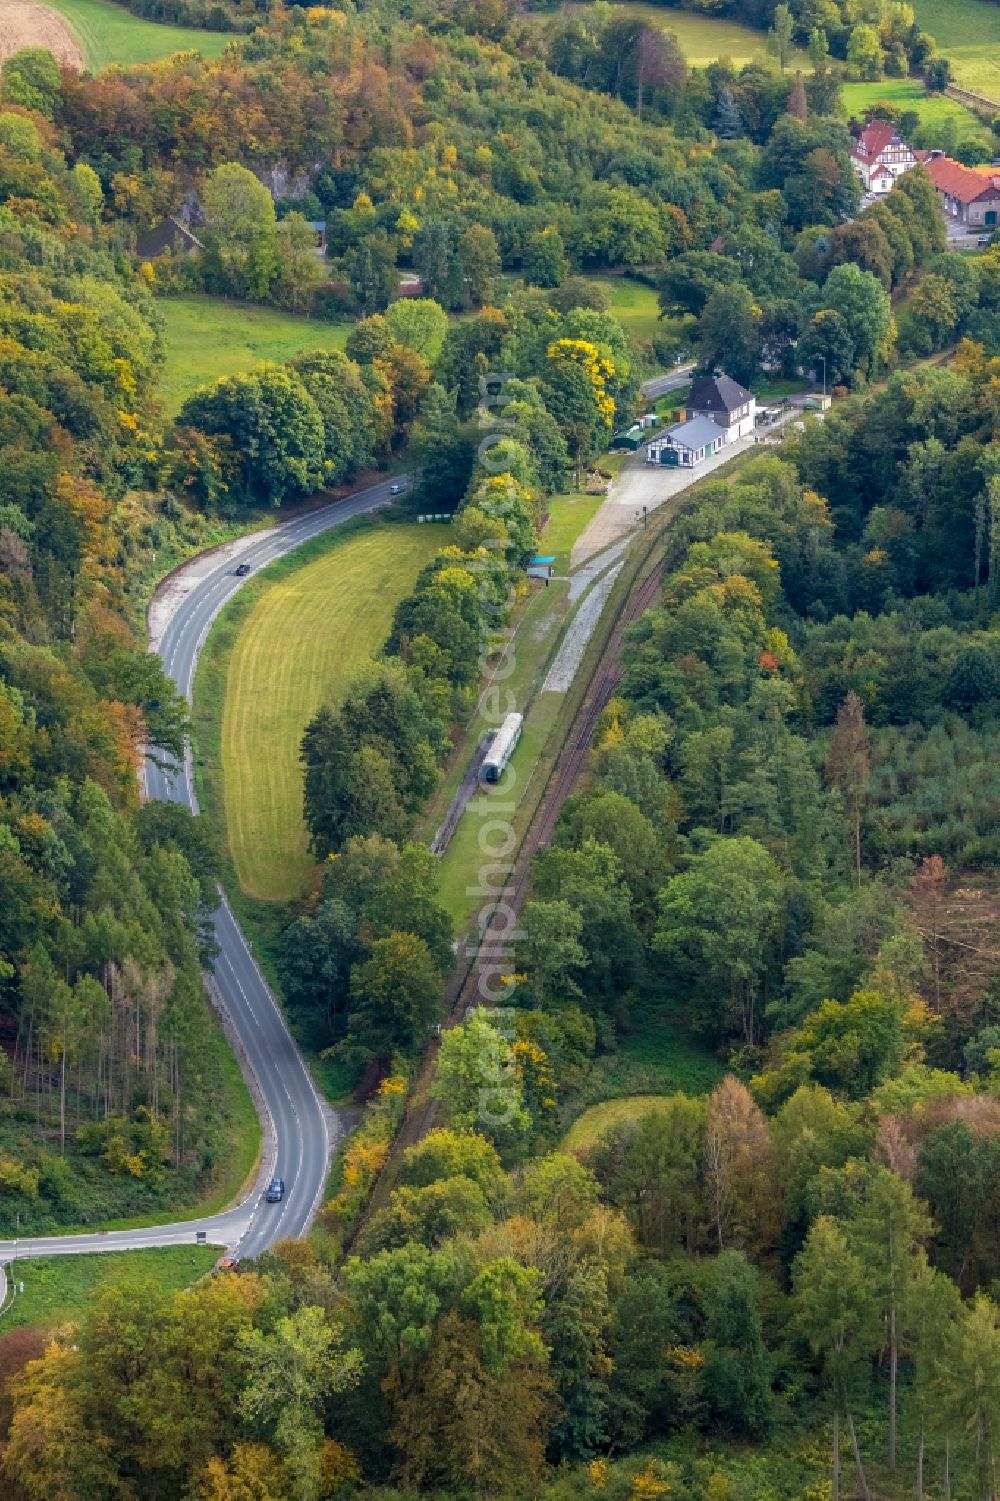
[0,475,403,1269]
[640,362,695,401]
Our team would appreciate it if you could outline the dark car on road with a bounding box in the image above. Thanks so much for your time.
[265,1176,284,1202]
[234,562,251,577]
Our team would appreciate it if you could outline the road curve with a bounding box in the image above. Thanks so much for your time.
[639,363,695,401]
[0,475,402,1269]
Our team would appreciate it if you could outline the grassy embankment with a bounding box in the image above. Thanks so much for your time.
[191,519,447,1100]
[422,577,573,926]
[3,1247,220,1330]
[217,524,446,903]
[48,0,230,68]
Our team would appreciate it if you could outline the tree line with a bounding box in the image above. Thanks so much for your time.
[0,80,252,1233]
[9,1080,1000,1499]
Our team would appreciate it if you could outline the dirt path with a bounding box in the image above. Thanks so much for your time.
[0,4,85,70]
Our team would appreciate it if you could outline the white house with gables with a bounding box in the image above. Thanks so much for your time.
[850,121,917,195]
[646,373,756,469]
[686,373,756,441]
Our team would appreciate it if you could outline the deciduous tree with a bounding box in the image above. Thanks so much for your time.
[846,1167,934,1472]
[345,931,441,1064]
[239,1307,362,1501]
[826,690,870,881]
[655,837,785,1046]
[793,1217,881,1501]
[702,1250,773,1438]
[767,5,794,72]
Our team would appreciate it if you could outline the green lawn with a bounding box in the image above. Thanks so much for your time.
[600,278,663,343]
[4,1246,219,1329]
[156,295,350,416]
[913,0,1000,100]
[754,376,811,401]
[48,0,231,69]
[841,79,987,140]
[220,524,447,902]
[541,492,608,570]
[575,1,801,66]
[417,574,571,921]
[563,1094,674,1155]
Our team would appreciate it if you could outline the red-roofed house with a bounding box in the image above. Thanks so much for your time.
[918,150,1000,227]
[851,121,917,195]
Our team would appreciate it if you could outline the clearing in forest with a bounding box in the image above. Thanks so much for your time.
[46,0,230,70]
[221,525,446,903]
[564,1095,675,1155]
[908,867,1000,1029]
[0,3,85,69]
[841,79,987,143]
[567,1,798,67]
[157,295,351,417]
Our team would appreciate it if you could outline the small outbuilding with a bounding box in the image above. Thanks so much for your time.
[647,414,727,468]
[611,425,645,452]
[135,216,203,259]
[305,220,328,254]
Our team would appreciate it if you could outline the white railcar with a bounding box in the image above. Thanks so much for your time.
[481,712,523,783]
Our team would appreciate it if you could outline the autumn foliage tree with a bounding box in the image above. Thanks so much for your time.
[704,1077,779,1255]
[826,690,871,882]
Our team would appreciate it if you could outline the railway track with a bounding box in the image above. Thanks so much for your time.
[347,438,770,1241]
[494,555,665,926]
[349,534,671,1233]
[945,82,1000,115]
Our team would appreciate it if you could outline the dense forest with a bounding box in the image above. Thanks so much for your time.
[0,67,247,1232]
[6,0,1000,1498]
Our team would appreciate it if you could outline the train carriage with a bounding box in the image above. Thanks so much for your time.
[481,712,523,783]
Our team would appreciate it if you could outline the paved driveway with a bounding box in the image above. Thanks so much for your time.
[571,436,758,566]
